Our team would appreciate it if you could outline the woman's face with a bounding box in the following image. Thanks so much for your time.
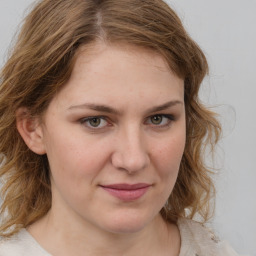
[39,43,186,234]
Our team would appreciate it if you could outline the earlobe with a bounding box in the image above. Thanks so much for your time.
[16,108,46,155]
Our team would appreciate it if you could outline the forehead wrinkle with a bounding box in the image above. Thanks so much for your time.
[68,103,122,115]
[67,100,183,116]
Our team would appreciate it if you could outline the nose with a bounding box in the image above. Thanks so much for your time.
[111,127,150,174]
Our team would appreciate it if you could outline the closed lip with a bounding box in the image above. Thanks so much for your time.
[100,183,151,190]
[99,183,151,201]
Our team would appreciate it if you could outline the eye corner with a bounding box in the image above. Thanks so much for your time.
[145,114,175,128]
[79,116,111,130]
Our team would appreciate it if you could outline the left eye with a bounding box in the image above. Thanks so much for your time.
[81,117,108,129]
[146,114,173,126]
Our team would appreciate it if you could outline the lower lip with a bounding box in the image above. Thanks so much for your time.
[101,186,150,201]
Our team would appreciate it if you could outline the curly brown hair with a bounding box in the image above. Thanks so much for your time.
[0,0,220,237]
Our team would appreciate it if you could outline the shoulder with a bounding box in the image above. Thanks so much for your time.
[0,229,50,256]
[177,218,241,256]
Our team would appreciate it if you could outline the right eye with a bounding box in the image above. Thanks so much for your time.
[80,116,109,129]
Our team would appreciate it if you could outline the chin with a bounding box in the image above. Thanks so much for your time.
[100,210,156,234]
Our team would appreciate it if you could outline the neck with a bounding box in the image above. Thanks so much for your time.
[28,209,180,256]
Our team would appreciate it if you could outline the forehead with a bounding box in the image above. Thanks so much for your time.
[49,42,184,111]
[72,43,172,78]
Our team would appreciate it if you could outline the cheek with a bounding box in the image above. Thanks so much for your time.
[47,136,113,205]
[148,134,185,208]
[45,131,112,182]
[152,134,185,177]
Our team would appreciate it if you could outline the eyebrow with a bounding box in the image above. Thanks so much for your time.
[67,100,183,115]
[145,100,183,114]
[68,103,121,115]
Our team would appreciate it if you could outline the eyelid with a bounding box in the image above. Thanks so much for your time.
[79,113,175,132]
[145,114,175,127]
[80,116,111,130]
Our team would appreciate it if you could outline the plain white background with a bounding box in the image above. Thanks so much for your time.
[0,1,255,255]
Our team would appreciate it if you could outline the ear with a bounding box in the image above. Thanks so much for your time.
[16,107,46,155]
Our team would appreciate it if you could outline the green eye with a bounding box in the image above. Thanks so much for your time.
[81,116,108,129]
[146,114,174,127]
[150,115,163,125]
[88,118,101,127]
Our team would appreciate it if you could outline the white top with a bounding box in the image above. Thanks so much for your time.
[0,218,242,256]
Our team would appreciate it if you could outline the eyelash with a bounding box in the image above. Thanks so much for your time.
[79,114,175,130]
[145,114,175,128]
[80,116,110,129]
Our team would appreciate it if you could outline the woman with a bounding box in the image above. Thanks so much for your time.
[0,0,240,255]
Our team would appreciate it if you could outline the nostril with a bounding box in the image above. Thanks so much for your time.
[111,150,150,173]
[111,130,150,173]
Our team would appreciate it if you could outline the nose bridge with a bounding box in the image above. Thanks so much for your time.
[112,124,149,173]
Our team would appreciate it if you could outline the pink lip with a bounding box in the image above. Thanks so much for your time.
[100,183,151,201]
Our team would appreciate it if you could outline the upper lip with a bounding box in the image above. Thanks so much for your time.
[100,183,151,190]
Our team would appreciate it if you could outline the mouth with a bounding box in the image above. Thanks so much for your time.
[99,183,151,201]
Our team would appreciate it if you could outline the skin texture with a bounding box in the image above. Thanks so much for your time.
[18,43,186,255]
